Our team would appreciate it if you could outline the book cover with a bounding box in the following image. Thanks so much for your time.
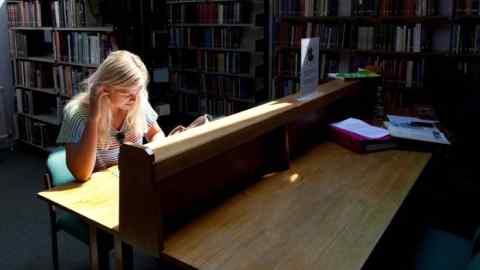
[330,125,397,153]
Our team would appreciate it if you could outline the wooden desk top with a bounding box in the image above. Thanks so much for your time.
[37,142,430,270]
[161,143,431,270]
[37,166,119,233]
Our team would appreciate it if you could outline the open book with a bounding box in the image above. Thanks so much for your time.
[168,114,212,136]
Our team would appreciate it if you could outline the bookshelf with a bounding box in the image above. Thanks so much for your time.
[269,0,480,114]
[167,0,266,118]
[7,0,119,151]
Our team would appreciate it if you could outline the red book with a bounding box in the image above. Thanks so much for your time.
[329,125,397,153]
[211,3,216,24]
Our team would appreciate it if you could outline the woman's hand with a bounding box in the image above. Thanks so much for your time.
[168,125,187,136]
[89,86,109,122]
[187,115,210,129]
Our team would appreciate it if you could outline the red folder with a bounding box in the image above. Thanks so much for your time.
[329,125,397,153]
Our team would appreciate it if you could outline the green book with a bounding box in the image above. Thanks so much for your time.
[328,71,380,81]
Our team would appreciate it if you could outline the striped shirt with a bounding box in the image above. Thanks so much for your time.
[56,102,158,171]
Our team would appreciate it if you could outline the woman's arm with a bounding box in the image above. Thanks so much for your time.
[66,118,99,181]
[66,87,108,181]
[146,122,166,142]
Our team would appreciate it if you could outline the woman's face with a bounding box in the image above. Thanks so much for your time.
[107,85,142,111]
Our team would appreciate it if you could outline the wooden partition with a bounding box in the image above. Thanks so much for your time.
[118,80,364,257]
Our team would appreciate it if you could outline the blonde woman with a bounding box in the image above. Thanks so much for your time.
[57,50,166,181]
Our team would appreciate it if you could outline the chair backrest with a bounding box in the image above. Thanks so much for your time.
[467,227,480,270]
[46,147,75,187]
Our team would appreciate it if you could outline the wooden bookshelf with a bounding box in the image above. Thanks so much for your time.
[168,23,255,27]
[55,61,99,68]
[281,16,353,23]
[170,68,256,78]
[167,0,265,117]
[16,57,56,63]
[269,0,478,112]
[11,26,55,31]
[17,112,60,126]
[7,0,120,150]
[16,85,58,96]
[168,46,254,52]
[167,0,245,4]
[18,138,58,152]
[351,50,448,58]
[352,16,450,24]
[453,15,480,23]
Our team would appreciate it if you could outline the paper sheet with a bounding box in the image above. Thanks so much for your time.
[331,118,389,139]
[384,121,450,145]
[387,115,438,125]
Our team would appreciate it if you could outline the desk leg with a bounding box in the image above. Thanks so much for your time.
[88,224,100,270]
[115,236,133,270]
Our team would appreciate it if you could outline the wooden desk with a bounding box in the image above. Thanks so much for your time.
[37,167,125,270]
[37,143,430,270]
[38,166,119,233]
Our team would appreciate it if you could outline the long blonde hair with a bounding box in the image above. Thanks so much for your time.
[64,50,150,148]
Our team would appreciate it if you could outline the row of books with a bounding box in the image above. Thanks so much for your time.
[15,89,65,121]
[53,32,118,65]
[452,24,480,54]
[15,61,93,97]
[169,27,243,49]
[275,78,300,97]
[53,66,94,97]
[456,0,480,15]
[14,31,54,59]
[199,97,245,116]
[170,72,255,99]
[7,0,42,27]
[352,57,426,88]
[16,61,55,89]
[7,0,90,28]
[168,2,250,24]
[272,0,338,16]
[50,0,88,28]
[16,89,34,115]
[276,23,347,48]
[177,93,249,116]
[355,24,430,52]
[457,61,480,80]
[15,115,56,147]
[203,76,254,99]
[277,52,339,79]
[13,31,118,65]
[352,0,438,16]
[169,51,251,74]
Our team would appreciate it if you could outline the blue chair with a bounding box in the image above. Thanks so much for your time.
[44,148,112,270]
[416,226,480,270]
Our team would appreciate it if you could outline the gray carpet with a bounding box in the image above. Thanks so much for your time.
[0,147,172,270]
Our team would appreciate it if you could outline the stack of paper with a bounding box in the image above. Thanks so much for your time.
[384,114,450,145]
[331,118,389,139]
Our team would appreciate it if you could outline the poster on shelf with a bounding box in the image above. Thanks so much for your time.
[299,37,319,101]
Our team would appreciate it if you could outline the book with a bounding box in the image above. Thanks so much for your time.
[329,124,397,153]
[328,70,380,81]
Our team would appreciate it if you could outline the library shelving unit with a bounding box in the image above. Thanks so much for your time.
[142,0,172,122]
[167,0,266,118]
[269,0,480,114]
[7,0,119,152]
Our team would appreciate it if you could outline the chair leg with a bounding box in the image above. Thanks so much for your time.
[48,206,60,270]
[51,226,59,270]
[96,227,112,270]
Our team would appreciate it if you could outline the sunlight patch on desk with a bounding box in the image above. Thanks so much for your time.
[289,173,300,183]
[262,172,278,179]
